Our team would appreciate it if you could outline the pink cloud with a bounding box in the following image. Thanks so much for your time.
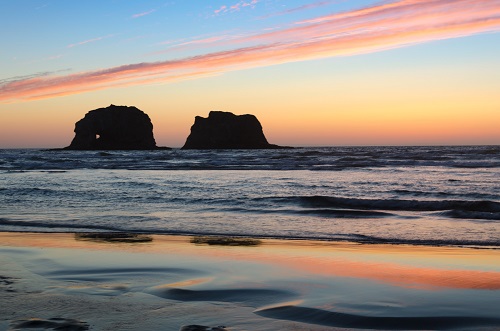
[214,5,227,15]
[2,0,499,103]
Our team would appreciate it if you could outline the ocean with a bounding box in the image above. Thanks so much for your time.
[1,146,499,248]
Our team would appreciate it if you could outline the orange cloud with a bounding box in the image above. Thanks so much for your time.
[1,0,499,103]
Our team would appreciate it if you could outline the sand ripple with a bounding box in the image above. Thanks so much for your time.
[150,287,297,307]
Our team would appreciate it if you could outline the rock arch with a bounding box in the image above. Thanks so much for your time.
[65,105,159,150]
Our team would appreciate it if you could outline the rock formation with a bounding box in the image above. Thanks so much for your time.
[182,111,284,149]
[65,105,164,150]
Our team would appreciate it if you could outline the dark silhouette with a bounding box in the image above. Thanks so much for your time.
[65,104,167,150]
[182,111,285,149]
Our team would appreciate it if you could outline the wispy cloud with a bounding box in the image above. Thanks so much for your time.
[258,0,340,19]
[35,3,49,10]
[213,0,259,15]
[231,0,259,11]
[2,0,500,103]
[214,5,227,15]
[132,9,156,19]
[0,69,70,85]
[67,34,114,48]
[171,36,233,49]
[150,34,239,55]
[47,54,65,60]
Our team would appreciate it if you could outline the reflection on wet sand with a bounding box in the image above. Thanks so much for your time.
[1,232,499,330]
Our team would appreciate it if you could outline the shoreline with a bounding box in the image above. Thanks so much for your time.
[1,230,498,250]
[1,231,500,330]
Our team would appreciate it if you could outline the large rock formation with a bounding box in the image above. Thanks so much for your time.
[182,111,283,149]
[65,105,164,150]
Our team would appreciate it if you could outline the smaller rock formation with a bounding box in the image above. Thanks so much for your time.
[65,104,166,150]
[182,111,284,149]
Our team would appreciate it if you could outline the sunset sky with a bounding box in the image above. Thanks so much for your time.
[1,0,499,148]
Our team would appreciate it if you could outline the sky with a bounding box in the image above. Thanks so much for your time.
[0,0,499,148]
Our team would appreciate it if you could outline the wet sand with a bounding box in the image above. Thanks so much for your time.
[1,232,499,331]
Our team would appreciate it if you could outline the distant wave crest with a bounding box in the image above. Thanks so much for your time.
[295,196,500,213]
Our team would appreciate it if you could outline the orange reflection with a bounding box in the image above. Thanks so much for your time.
[1,232,498,291]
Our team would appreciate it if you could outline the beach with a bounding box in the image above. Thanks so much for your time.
[1,232,499,331]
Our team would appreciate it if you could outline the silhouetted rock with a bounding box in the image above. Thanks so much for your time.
[65,105,166,150]
[182,111,284,149]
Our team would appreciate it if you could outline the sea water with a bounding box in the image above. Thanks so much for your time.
[1,146,498,247]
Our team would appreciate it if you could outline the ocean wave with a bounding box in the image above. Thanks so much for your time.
[391,189,498,200]
[294,209,393,218]
[479,146,500,155]
[247,196,500,221]
[333,233,500,247]
[0,218,122,232]
[217,207,394,218]
[294,196,500,213]
[440,210,500,221]
[1,146,498,170]
[2,187,59,196]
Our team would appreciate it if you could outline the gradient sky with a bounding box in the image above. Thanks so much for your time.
[1,0,499,148]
